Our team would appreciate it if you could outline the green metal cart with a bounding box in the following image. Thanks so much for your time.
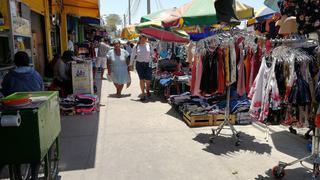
[0,91,61,180]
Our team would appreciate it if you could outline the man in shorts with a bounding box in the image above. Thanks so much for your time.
[96,38,111,79]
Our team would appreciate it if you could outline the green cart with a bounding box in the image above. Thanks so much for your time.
[0,91,61,180]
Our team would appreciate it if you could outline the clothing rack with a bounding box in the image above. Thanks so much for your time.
[196,30,256,146]
[270,39,320,179]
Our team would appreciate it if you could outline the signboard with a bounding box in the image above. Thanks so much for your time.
[0,0,10,30]
[72,61,94,94]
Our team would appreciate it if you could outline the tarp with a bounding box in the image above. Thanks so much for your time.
[53,0,100,18]
[121,25,139,40]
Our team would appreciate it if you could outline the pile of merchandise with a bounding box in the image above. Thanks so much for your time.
[59,94,99,116]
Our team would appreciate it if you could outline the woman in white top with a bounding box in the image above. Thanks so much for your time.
[129,35,153,101]
[107,40,130,98]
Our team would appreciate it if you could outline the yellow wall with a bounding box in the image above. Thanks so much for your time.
[21,0,45,15]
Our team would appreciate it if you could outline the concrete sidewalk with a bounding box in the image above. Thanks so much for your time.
[58,72,315,180]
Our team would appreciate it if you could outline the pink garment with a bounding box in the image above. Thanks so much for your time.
[193,55,202,96]
[190,56,197,94]
[237,45,246,96]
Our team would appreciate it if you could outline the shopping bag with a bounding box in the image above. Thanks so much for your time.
[127,74,131,88]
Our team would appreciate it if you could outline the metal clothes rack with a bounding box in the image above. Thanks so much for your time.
[270,38,320,179]
[209,85,241,146]
[196,29,255,146]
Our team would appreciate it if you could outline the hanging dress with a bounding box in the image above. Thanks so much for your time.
[237,45,246,96]
[244,48,252,94]
[190,55,197,95]
[229,42,237,84]
[193,55,203,96]
[249,57,280,122]
[200,51,218,94]
[217,48,225,93]
[224,47,230,84]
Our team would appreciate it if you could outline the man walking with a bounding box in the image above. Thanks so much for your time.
[96,38,110,79]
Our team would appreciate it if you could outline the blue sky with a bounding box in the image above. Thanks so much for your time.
[100,0,265,25]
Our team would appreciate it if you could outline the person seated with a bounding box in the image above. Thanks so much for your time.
[0,51,43,178]
[1,51,43,97]
[53,50,73,96]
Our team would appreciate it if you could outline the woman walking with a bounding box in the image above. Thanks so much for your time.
[107,40,131,98]
[129,35,153,101]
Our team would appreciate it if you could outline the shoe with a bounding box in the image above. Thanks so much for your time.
[140,96,146,101]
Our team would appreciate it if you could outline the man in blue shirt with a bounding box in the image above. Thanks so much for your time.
[1,51,43,96]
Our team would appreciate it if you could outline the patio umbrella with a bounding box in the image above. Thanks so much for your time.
[235,1,254,20]
[140,8,179,23]
[121,25,139,40]
[264,0,280,12]
[162,0,255,28]
[135,21,189,43]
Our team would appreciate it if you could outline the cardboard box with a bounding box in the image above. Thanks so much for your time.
[72,61,94,94]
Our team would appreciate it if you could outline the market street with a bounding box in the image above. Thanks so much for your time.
[58,73,314,180]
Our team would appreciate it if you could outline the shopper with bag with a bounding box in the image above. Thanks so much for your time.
[107,40,131,98]
[129,35,153,101]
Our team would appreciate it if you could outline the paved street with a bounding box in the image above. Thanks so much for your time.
[58,72,315,180]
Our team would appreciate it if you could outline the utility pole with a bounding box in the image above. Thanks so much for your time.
[147,0,151,14]
[128,0,131,25]
[123,14,127,28]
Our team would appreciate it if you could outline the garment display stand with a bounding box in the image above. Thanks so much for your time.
[209,85,241,146]
[272,128,320,180]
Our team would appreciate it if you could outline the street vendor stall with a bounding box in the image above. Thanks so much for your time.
[0,0,34,92]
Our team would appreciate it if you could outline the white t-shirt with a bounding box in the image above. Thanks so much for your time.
[68,40,74,51]
[129,43,152,66]
[98,42,110,57]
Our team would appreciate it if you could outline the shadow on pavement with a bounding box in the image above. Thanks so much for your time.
[165,106,183,121]
[58,80,103,172]
[271,131,310,162]
[193,132,272,156]
[255,167,313,180]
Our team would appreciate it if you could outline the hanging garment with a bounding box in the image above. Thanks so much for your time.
[187,43,194,68]
[237,45,246,96]
[224,47,230,84]
[275,63,286,97]
[193,55,203,96]
[288,65,312,106]
[249,58,280,122]
[190,55,197,95]
[200,51,218,94]
[229,42,237,84]
[285,54,297,101]
[252,46,262,81]
[217,48,225,93]
[244,48,252,94]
